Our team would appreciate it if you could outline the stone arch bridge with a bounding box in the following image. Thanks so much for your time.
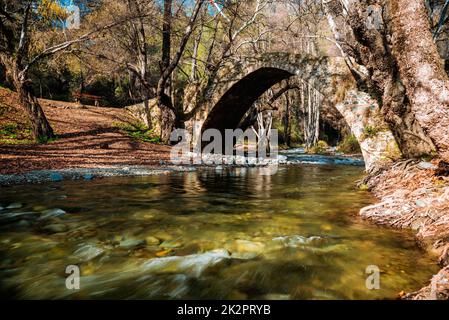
[187,52,401,171]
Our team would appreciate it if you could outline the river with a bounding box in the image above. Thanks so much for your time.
[0,156,438,299]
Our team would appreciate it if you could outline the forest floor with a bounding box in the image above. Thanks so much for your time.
[360,162,449,299]
[0,87,171,175]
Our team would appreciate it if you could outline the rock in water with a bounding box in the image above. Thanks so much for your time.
[142,249,231,277]
[272,235,326,247]
[40,208,66,220]
[42,224,68,234]
[119,239,146,250]
[145,236,161,246]
[160,239,183,249]
[6,202,22,209]
[224,240,266,259]
[0,212,38,224]
[74,244,105,262]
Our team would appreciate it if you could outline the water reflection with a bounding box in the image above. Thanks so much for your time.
[0,164,438,299]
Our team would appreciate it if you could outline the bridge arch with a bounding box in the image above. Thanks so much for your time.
[197,53,401,171]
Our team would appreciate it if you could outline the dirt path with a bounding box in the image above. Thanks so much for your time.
[0,89,171,174]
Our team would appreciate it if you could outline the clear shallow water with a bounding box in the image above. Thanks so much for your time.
[280,148,365,166]
[0,164,438,299]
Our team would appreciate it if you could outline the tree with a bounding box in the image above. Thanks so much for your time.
[157,0,205,144]
[390,0,449,161]
[320,0,438,158]
[0,0,147,141]
[0,1,63,140]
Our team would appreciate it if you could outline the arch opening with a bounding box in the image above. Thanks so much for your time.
[201,67,293,137]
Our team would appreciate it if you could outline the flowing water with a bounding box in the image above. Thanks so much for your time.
[0,161,438,300]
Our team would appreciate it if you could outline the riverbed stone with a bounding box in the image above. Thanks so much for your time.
[42,224,68,234]
[40,208,66,220]
[272,235,326,247]
[224,240,266,259]
[142,249,231,277]
[0,211,39,224]
[16,219,31,228]
[145,236,161,246]
[74,244,105,262]
[6,202,22,209]
[262,294,291,300]
[160,239,183,249]
[119,239,146,250]
[153,231,174,241]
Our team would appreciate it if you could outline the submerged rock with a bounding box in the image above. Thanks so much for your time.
[261,294,291,300]
[0,211,38,224]
[119,239,146,250]
[42,224,68,234]
[160,239,183,249]
[6,202,22,209]
[142,249,231,277]
[272,235,327,247]
[145,236,161,246]
[40,208,66,220]
[74,244,105,262]
[16,219,31,228]
[225,240,266,259]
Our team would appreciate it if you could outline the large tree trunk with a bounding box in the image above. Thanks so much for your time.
[331,1,436,158]
[157,0,204,144]
[158,0,174,144]
[161,0,172,72]
[17,80,54,141]
[390,0,449,160]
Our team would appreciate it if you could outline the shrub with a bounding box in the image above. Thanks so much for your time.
[309,140,329,154]
[338,134,361,154]
[115,121,161,144]
[362,125,380,139]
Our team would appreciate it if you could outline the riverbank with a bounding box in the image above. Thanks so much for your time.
[359,160,449,299]
[0,88,171,175]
